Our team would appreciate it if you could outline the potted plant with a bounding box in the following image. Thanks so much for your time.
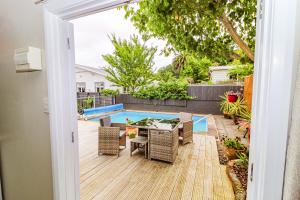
[125,118,137,138]
[222,136,246,160]
[238,110,252,143]
[220,93,235,119]
[230,97,248,125]
[227,91,239,102]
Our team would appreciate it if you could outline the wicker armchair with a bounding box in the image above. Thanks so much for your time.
[149,128,179,164]
[178,112,193,145]
[179,112,192,122]
[98,116,126,157]
[179,121,193,145]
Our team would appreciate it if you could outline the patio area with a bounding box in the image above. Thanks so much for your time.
[79,120,234,200]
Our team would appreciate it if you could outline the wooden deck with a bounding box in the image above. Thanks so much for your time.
[79,121,234,200]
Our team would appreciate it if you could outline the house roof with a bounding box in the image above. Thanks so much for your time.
[75,64,107,76]
[209,66,234,71]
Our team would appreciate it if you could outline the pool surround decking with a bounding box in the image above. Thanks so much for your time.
[78,118,234,200]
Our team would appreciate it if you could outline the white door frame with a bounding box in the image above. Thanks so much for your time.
[43,1,132,200]
[43,0,300,199]
[248,0,300,199]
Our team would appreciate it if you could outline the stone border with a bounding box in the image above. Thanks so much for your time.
[226,160,247,200]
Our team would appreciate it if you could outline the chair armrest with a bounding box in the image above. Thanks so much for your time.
[111,123,126,130]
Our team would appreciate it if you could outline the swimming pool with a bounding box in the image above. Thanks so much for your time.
[89,111,208,132]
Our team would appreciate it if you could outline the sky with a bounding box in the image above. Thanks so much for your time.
[71,7,174,71]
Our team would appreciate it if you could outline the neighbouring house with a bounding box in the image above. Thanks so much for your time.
[209,66,233,84]
[75,64,119,93]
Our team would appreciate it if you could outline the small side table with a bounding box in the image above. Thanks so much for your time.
[130,136,148,159]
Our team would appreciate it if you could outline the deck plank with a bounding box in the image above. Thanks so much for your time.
[78,121,235,200]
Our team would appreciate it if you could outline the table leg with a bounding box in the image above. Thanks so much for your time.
[130,141,133,156]
[145,143,148,159]
[148,129,150,160]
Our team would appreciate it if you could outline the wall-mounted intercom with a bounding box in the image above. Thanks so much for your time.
[14,46,42,73]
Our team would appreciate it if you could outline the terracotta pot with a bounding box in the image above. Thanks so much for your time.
[248,128,251,144]
[228,94,238,102]
[233,116,239,125]
[224,113,232,119]
[226,148,237,160]
[126,127,138,136]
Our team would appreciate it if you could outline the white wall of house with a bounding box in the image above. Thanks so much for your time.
[210,70,230,83]
[0,0,53,199]
[209,66,233,83]
[75,65,119,92]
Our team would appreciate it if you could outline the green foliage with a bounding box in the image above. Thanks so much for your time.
[103,35,157,93]
[236,152,249,167]
[133,80,193,100]
[101,89,120,96]
[125,118,135,125]
[180,56,212,83]
[223,137,245,150]
[230,97,248,117]
[124,0,256,63]
[228,60,254,81]
[220,93,248,117]
[155,64,177,82]
[172,53,188,73]
[220,94,236,115]
[239,109,252,122]
[77,104,84,115]
[155,55,213,83]
[83,96,94,108]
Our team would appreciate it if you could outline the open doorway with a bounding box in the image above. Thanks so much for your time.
[69,2,253,199]
[44,0,299,200]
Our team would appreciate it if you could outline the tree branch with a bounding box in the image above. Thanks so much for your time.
[219,13,254,62]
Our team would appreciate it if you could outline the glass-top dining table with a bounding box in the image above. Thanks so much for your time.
[128,118,181,163]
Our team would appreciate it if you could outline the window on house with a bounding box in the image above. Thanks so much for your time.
[76,82,86,93]
[95,82,105,93]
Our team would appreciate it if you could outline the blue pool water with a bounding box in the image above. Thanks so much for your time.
[89,111,208,132]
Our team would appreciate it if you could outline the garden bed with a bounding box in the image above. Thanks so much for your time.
[215,116,249,200]
[226,160,247,200]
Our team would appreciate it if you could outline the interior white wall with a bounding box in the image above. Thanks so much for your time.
[0,1,53,199]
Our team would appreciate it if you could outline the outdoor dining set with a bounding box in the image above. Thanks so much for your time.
[98,112,193,164]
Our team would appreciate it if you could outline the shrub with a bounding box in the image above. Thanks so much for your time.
[101,89,120,96]
[236,152,249,167]
[133,80,193,100]
[223,137,245,150]
[220,92,248,117]
[83,96,94,108]
[180,56,212,83]
[228,60,254,81]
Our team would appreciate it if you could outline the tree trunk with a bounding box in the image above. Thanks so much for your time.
[219,13,254,62]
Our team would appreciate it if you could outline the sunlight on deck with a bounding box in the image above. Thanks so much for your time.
[78,121,234,200]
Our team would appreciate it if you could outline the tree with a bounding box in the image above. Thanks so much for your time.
[103,35,157,93]
[181,56,212,83]
[228,59,254,81]
[155,64,177,82]
[172,53,188,73]
[124,0,256,63]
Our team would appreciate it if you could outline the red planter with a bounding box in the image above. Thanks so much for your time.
[227,94,238,102]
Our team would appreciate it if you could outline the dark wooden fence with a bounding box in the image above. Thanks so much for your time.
[116,85,243,114]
